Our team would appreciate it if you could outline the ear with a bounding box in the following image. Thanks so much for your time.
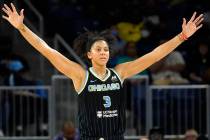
[87,51,92,59]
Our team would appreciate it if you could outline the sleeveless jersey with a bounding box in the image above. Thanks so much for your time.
[78,67,126,140]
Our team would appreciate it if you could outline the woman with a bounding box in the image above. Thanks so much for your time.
[2,3,203,140]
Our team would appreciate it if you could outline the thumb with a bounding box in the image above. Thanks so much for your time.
[20,9,24,17]
[182,18,186,27]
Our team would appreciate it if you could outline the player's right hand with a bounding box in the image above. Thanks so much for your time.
[2,3,24,30]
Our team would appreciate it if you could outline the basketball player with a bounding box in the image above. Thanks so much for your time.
[2,3,204,140]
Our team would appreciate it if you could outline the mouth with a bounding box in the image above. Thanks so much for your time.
[100,58,107,60]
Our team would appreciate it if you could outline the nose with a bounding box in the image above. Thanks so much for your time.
[100,50,106,55]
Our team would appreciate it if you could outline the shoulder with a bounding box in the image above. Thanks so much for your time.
[53,134,63,140]
[109,67,124,84]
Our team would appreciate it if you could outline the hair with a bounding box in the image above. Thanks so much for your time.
[149,126,164,140]
[185,129,198,138]
[73,29,116,66]
[62,121,74,131]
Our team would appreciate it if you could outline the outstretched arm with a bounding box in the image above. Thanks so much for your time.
[115,12,204,80]
[2,3,86,91]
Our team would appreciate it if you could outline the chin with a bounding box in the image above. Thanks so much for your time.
[98,62,108,66]
[93,59,108,66]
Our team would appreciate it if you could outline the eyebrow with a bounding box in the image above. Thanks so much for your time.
[95,45,109,49]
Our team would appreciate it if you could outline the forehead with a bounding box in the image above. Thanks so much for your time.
[91,40,109,49]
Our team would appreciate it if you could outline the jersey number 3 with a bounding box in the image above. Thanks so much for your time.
[103,96,111,108]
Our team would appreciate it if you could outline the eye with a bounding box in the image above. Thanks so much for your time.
[104,48,109,52]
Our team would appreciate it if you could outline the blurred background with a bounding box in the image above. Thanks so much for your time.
[0,0,210,140]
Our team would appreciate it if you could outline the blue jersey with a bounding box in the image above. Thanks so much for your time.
[78,67,125,140]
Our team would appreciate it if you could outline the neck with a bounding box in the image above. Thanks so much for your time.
[92,65,106,75]
[91,64,107,80]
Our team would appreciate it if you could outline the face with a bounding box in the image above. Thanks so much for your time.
[87,40,110,66]
[199,44,208,56]
[63,127,75,140]
[126,43,137,57]
[150,133,163,140]
[185,130,198,140]
[185,135,197,140]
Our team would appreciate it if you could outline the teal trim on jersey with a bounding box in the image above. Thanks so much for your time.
[89,67,111,81]
[77,70,89,94]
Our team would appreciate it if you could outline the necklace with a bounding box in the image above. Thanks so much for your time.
[99,71,107,79]
[92,68,107,80]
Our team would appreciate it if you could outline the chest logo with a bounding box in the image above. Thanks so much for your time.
[111,76,118,82]
[88,83,120,92]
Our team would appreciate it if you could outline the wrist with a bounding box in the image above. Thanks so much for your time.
[178,32,188,42]
[17,23,25,32]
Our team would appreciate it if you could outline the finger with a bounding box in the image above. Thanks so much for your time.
[196,24,203,30]
[4,4,12,13]
[2,15,9,21]
[182,18,186,27]
[189,12,197,22]
[20,9,24,17]
[196,18,204,26]
[194,14,204,23]
[10,3,17,13]
[2,7,9,15]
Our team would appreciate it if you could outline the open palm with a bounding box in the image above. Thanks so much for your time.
[2,3,24,29]
[182,12,204,38]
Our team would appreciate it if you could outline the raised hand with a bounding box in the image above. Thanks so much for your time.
[2,3,24,29]
[182,12,204,38]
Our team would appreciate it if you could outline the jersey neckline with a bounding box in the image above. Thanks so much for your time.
[89,67,111,82]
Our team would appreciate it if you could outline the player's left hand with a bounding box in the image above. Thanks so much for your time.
[182,12,204,38]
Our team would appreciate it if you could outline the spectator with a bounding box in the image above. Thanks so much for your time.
[187,42,210,84]
[149,127,164,140]
[184,129,198,140]
[115,42,148,75]
[0,36,12,85]
[0,53,48,136]
[53,121,79,140]
[141,136,149,140]
[2,53,33,86]
[150,40,189,85]
[110,25,126,53]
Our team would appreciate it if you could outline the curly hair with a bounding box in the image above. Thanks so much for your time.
[73,29,116,66]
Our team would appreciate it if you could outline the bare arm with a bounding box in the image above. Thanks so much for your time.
[2,3,85,91]
[18,24,85,80]
[115,12,204,80]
